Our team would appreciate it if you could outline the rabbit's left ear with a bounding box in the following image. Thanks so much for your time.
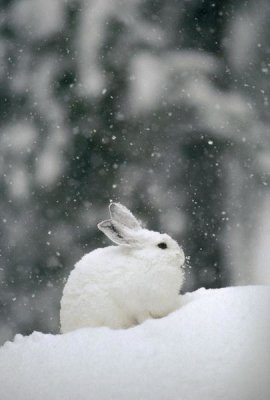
[97,219,139,246]
[109,203,141,230]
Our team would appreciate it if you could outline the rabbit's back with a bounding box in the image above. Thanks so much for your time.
[61,246,133,331]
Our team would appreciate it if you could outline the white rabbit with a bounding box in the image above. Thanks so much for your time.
[60,203,185,333]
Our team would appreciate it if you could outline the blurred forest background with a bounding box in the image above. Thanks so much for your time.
[1,0,270,344]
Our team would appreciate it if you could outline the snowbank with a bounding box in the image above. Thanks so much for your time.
[0,286,269,400]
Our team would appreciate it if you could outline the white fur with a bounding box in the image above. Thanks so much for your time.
[60,203,185,332]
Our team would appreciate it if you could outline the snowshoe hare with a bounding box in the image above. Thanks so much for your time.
[60,203,185,332]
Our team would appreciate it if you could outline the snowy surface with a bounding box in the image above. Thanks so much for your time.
[0,286,269,400]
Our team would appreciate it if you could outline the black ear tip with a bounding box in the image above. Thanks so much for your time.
[109,203,119,214]
[109,202,116,211]
[109,202,122,210]
[109,202,128,215]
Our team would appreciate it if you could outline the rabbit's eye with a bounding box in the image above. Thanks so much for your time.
[158,242,167,249]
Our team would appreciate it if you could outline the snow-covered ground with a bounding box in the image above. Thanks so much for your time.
[0,286,269,400]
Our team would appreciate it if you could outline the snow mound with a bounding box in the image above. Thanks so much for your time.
[0,286,269,400]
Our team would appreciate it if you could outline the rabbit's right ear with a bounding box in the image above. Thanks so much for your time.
[109,203,141,230]
[98,219,139,245]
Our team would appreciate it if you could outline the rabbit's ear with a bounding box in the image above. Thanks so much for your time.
[109,203,141,230]
[97,219,139,245]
